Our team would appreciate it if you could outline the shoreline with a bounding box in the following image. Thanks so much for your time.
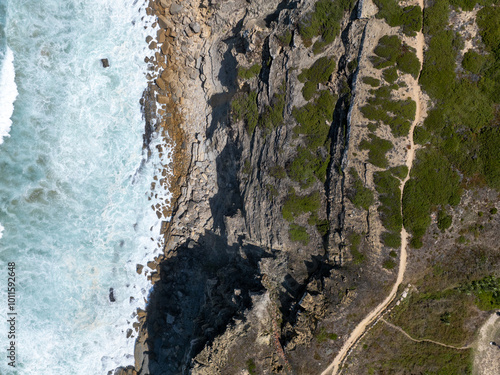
[114,0,212,373]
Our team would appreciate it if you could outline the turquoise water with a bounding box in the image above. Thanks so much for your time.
[0,0,169,373]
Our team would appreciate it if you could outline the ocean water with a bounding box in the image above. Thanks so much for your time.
[0,0,170,374]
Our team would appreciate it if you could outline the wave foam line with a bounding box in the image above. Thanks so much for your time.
[0,47,18,145]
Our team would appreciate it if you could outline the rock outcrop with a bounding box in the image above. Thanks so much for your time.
[114,0,425,374]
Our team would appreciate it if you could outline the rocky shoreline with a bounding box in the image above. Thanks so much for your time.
[113,0,429,373]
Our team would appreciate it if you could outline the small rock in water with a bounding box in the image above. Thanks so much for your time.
[109,287,116,302]
[101,58,109,68]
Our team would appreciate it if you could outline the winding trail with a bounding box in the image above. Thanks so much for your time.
[320,1,425,374]
[381,319,472,350]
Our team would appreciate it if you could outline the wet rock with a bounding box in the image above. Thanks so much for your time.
[109,288,116,302]
[101,58,109,68]
[136,264,144,274]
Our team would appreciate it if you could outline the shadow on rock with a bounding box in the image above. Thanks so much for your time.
[144,231,269,374]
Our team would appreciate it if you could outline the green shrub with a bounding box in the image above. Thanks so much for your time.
[383,259,397,270]
[374,0,422,36]
[348,58,358,74]
[390,165,408,180]
[413,126,431,145]
[402,148,461,244]
[459,275,500,310]
[389,250,398,258]
[232,92,259,134]
[282,190,321,222]
[293,90,336,148]
[383,66,398,83]
[490,208,498,215]
[299,0,357,45]
[298,56,336,100]
[437,210,453,231]
[348,232,365,264]
[287,147,329,188]
[361,85,415,137]
[382,231,401,248]
[269,165,287,179]
[289,223,310,245]
[309,213,330,236]
[238,64,261,80]
[316,327,339,343]
[479,127,500,190]
[371,35,421,78]
[374,171,403,234]
[277,30,292,46]
[363,76,380,87]
[259,83,286,130]
[246,359,257,375]
[462,50,488,74]
[360,134,393,168]
[348,168,374,210]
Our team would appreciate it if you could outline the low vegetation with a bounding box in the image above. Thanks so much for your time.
[373,0,422,36]
[238,64,261,80]
[299,0,357,51]
[282,190,321,222]
[371,35,421,78]
[403,0,500,247]
[289,223,310,245]
[360,85,416,137]
[359,134,393,168]
[347,168,374,210]
[298,56,336,100]
[231,92,259,134]
[374,171,402,248]
[348,231,365,264]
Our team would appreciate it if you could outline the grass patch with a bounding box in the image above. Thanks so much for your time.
[316,327,338,343]
[269,165,286,179]
[347,168,374,210]
[277,30,292,47]
[359,134,393,168]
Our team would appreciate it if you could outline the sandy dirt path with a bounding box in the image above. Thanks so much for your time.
[473,313,500,375]
[381,319,471,350]
[320,1,425,374]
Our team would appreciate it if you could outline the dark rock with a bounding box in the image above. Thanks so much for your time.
[101,58,109,68]
[109,288,116,302]
[189,22,201,34]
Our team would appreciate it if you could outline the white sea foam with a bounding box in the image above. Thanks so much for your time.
[0,0,173,374]
[0,47,18,145]
[0,222,4,239]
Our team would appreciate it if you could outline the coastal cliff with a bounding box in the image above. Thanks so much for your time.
[115,0,500,373]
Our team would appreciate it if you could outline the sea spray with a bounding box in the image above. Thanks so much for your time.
[0,47,18,145]
[0,0,172,374]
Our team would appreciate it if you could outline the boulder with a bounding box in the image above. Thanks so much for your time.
[101,58,109,68]
[189,22,201,34]
[170,3,183,15]
[156,77,166,91]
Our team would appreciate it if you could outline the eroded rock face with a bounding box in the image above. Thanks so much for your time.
[128,0,403,374]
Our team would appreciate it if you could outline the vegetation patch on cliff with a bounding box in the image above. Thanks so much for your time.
[373,0,422,36]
